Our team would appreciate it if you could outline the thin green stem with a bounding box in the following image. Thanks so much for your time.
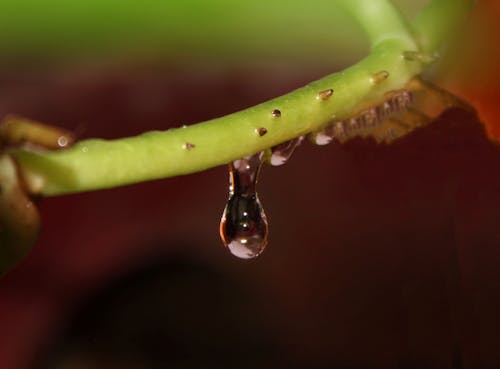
[11,0,472,196]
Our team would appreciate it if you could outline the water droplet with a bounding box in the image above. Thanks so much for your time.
[272,109,282,118]
[371,71,389,84]
[309,124,335,145]
[317,89,334,101]
[220,152,268,260]
[270,136,304,166]
[56,136,69,148]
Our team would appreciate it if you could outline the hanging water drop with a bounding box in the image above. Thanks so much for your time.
[270,136,304,166]
[220,152,268,260]
[309,124,335,145]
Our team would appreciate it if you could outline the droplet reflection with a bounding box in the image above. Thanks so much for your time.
[220,152,268,259]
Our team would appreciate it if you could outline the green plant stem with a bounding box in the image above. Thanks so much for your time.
[11,0,472,196]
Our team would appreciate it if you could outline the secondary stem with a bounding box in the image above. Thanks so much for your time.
[412,0,476,53]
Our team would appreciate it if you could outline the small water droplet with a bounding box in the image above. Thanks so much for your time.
[309,124,335,145]
[371,71,389,84]
[391,91,413,111]
[272,109,282,118]
[57,136,69,148]
[317,89,334,101]
[270,136,304,166]
[220,152,268,260]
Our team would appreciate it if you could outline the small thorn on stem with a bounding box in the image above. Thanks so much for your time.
[256,127,268,137]
[317,89,334,101]
[371,71,389,85]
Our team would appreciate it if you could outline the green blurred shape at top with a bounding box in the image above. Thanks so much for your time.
[0,0,374,65]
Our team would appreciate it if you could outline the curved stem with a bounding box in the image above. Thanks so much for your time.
[11,0,469,196]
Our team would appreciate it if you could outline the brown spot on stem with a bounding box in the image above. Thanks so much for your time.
[272,109,281,118]
[318,89,334,101]
[256,127,268,137]
[371,71,390,85]
[182,142,196,150]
